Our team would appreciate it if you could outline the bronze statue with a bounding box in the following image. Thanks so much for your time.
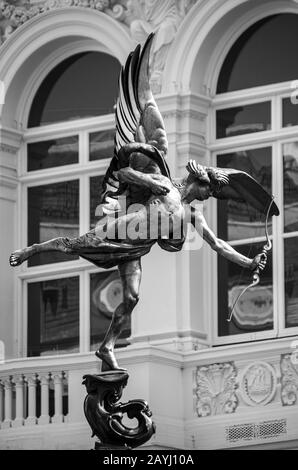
[9,34,279,373]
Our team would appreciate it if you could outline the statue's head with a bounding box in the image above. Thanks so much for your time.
[183,160,212,202]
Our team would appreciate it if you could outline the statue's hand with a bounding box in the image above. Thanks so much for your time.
[250,253,267,272]
[149,177,170,196]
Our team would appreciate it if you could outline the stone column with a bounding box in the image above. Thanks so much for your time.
[2,377,12,429]
[52,373,64,423]
[0,127,23,360]
[12,374,24,427]
[25,375,37,426]
[38,374,50,424]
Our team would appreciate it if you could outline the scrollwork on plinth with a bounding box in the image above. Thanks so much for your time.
[82,372,155,449]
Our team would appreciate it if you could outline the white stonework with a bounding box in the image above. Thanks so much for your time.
[1,0,298,451]
[126,0,196,92]
[0,0,127,44]
[0,0,197,92]
[281,354,298,406]
[240,362,277,407]
[195,362,238,417]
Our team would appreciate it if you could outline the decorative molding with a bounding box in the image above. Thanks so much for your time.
[161,108,206,121]
[239,362,277,407]
[195,362,238,417]
[126,0,197,93]
[0,0,127,44]
[0,1,197,91]
[0,143,18,154]
[0,170,21,191]
[281,354,298,407]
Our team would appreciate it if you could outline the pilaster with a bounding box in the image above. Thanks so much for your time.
[0,126,23,359]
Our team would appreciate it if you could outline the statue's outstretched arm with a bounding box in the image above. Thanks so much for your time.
[190,207,266,271]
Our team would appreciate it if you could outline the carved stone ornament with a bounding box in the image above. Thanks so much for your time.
[0,0,127,44]
[280,354,298,406]
[240,362,277,406]
[195,362,238,417]
[82,372,156,449]
[125,0,197,93]
[0,1,197,91]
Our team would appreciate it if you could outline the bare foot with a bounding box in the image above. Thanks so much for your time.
[95,347,127,372]
[9,248,32,267]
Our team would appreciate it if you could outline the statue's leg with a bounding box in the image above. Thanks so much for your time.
[9,237,77,267]
[96,258,142,371]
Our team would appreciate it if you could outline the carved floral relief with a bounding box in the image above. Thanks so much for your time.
[195,362,238,417]
[280,354,298,406]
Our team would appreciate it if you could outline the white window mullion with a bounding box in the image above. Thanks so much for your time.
[80,173,89,237]
[79,130,89,166]
[22,279,28,358]
[272,95,280,133]
[79,270,90,354]
[272,139,283,336]
[21,181,28,270]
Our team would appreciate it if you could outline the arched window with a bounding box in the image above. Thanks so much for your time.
[213,13,298,344]
[28,52,120,126]
[217,14,298,93]
[22,51,128,357]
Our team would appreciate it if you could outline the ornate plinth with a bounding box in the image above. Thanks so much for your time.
[82,372,155,449]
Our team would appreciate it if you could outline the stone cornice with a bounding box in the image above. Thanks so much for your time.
[0,126,23,153]
[0,142,17,153]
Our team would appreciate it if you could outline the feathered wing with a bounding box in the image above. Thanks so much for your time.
[100,33,169,206]
[207,166,280,217]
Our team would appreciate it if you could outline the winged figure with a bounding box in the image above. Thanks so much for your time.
[9,34,279,371]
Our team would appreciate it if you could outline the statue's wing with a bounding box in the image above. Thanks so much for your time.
[101,33,169,202]
[115,32,168,155]
[208,167,280,217]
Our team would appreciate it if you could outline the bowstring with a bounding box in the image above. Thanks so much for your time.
[227,197,275,323]
[226,200,260,323]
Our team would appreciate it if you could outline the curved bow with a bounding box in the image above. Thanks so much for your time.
[227,197,275,323]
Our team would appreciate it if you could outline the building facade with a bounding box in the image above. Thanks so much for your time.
[0,0,298,450]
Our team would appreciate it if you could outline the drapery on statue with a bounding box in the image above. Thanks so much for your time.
[9,34,279,372]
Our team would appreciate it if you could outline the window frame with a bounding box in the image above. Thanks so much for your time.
[17,114,120,358]
[210,81,298,345]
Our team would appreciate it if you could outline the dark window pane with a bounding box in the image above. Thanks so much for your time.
[28,180,79,266]
[90,175,105,229]
[27,277,79,356]
[216,102,271,139]
[218,242,273,337]
[28,136,78,171]
[90,271,129,351]
[217,147,272,241]
[283,142,298,233]
[28,52,120,127]
[217,14,298,93]
[282,98,298,128]
[89,130,114,161]
[285,237,298,328]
